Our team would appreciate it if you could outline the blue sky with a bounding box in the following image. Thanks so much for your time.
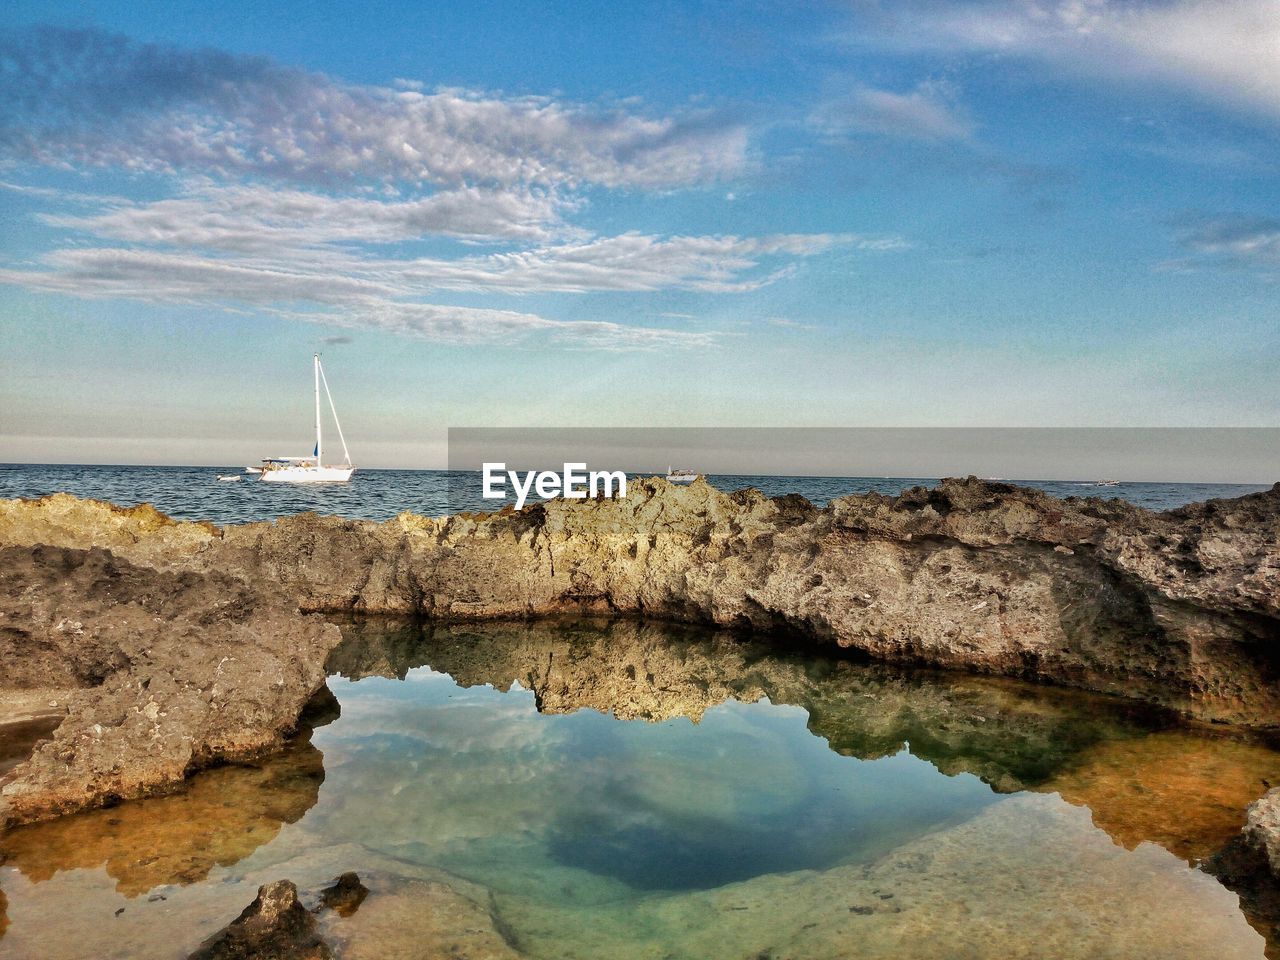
[1,1,1277,467]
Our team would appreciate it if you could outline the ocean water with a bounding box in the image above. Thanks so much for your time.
[1,619,1275,959]
[0,463,1269,526]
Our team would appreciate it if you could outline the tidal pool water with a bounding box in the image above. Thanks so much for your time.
[2,619,1278,959]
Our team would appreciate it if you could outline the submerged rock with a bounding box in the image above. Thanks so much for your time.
[315,871,524,960]
[319,872,368,917]
[188,879,331,960]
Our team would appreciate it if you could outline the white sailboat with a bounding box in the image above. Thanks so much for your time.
[666,466,698,485]
[258,354,355,484]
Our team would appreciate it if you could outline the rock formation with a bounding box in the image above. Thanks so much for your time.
[187,879,331,960]
[3,478,1276,723]
[0,544,340,826]
[1,477,1278,880]
[319,872,368,918]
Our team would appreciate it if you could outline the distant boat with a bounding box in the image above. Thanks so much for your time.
[1095,479,1120,487]
[217,474,241,482]
[666,466,698,485]
[257,354,355,484]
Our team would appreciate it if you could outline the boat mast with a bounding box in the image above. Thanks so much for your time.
[314,353,322,466]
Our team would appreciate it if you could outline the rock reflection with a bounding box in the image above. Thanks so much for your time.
[329,616,1280,863]
[0,736,324,897]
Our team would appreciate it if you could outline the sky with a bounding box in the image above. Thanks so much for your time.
[1,1,1277,472]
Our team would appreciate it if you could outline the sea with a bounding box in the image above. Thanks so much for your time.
[0,463,1269,526]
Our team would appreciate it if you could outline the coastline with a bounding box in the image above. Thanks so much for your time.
[2,475,1279,954]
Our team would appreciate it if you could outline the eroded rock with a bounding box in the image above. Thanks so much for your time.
[188,879,330,960]
[0,546,340,827]
[4,478,1276,725]
[1247,789,1280,875]
[1,478,1278,862]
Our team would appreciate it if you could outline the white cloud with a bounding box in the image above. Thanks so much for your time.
[0,27,749,190]
[0,248,717,349]
[0,226,892,348]
[41,182,572,249]
[0,28,909,351]
[10,217,891,299]
[813,85,974,141]
[854,1,1280,120]
[0,247,401,303]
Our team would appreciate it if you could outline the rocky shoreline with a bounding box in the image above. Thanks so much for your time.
[1,477,1277,876]
[0,544,340,827]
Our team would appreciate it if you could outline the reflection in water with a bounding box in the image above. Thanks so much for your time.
[330,616,1279,864]
[0,737,325,897]
[0,616,1277,959]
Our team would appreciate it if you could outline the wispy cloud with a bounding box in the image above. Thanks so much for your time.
[846,1,1280,121]
[40,182,572,248]
[1166,214,1280,271]
[0,27,748,189]
[393,232,897,293]
[0,27,914,350]
[0,217,891,347]
[0,226,884,303]
[302,303,719,350]
[812,84,973,142]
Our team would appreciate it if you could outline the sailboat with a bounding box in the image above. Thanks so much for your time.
[257,354,355,483]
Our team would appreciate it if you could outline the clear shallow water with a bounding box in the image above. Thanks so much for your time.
[0,462,1269,524]
[2,619,1278,959]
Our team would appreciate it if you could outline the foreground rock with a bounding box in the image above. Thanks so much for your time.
[3,478,1277,724]
[0,545,340,827]
[188,879,330,960]
[1248,790,1280,875]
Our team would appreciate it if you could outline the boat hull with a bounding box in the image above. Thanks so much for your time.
[259,466,355,483]
[666,474,698,485]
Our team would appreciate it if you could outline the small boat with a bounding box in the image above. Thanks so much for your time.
[666,466,698,485]
[1095,479,1120,487]
[257,354,355,484]
[217,474,241,482]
